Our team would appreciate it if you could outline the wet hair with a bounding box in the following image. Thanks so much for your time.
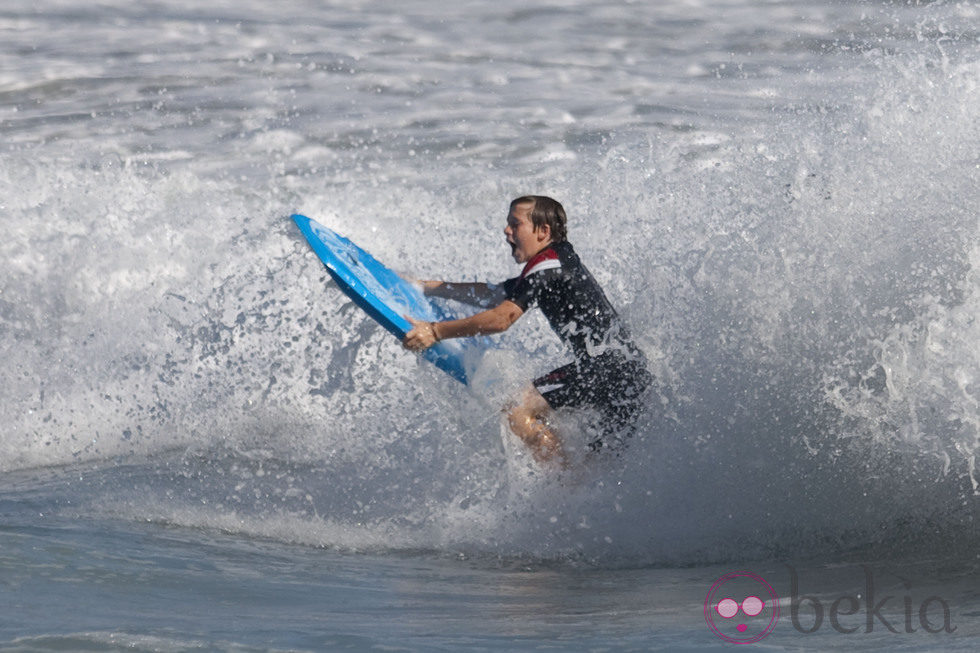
[510,195,568,242]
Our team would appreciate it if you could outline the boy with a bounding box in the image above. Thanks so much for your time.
[403,196,651,466]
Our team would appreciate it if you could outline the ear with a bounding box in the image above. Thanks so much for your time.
[535,222,551,242]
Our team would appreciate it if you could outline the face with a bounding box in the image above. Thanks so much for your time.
[504,202,551,264]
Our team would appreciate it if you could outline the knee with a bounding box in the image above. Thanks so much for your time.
[505,404,542,445]
[505,386,550,438]
[506,403,532,437]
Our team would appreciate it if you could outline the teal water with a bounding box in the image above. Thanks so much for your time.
[3,481,978,651]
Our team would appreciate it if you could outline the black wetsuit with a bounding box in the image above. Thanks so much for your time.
[501,241,651,449]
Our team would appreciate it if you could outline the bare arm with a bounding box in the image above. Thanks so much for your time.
[419,280,506,308]
[403,300,524,352]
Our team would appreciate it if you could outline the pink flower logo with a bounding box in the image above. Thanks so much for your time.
[705,571,780,643]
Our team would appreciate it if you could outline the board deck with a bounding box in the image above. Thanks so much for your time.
[292,214,482,384]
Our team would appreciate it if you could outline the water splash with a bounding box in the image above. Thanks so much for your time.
[2,2,978,566]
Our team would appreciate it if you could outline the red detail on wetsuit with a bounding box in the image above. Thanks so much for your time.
[519,247,559,279]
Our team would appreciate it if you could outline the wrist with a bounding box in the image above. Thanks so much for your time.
[430,321,442,342]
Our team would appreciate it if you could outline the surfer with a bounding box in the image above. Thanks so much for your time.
[403,196,651,467]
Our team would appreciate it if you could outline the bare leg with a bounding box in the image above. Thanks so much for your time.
[505,385,567,467]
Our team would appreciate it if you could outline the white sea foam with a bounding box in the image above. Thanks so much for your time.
[1,0,978,566]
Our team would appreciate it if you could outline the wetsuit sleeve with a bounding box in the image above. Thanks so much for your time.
[503,270,558,311]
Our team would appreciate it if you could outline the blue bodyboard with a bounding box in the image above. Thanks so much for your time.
[292,214,481,384]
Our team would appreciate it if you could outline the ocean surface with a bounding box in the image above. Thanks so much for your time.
[2,0,979,650]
